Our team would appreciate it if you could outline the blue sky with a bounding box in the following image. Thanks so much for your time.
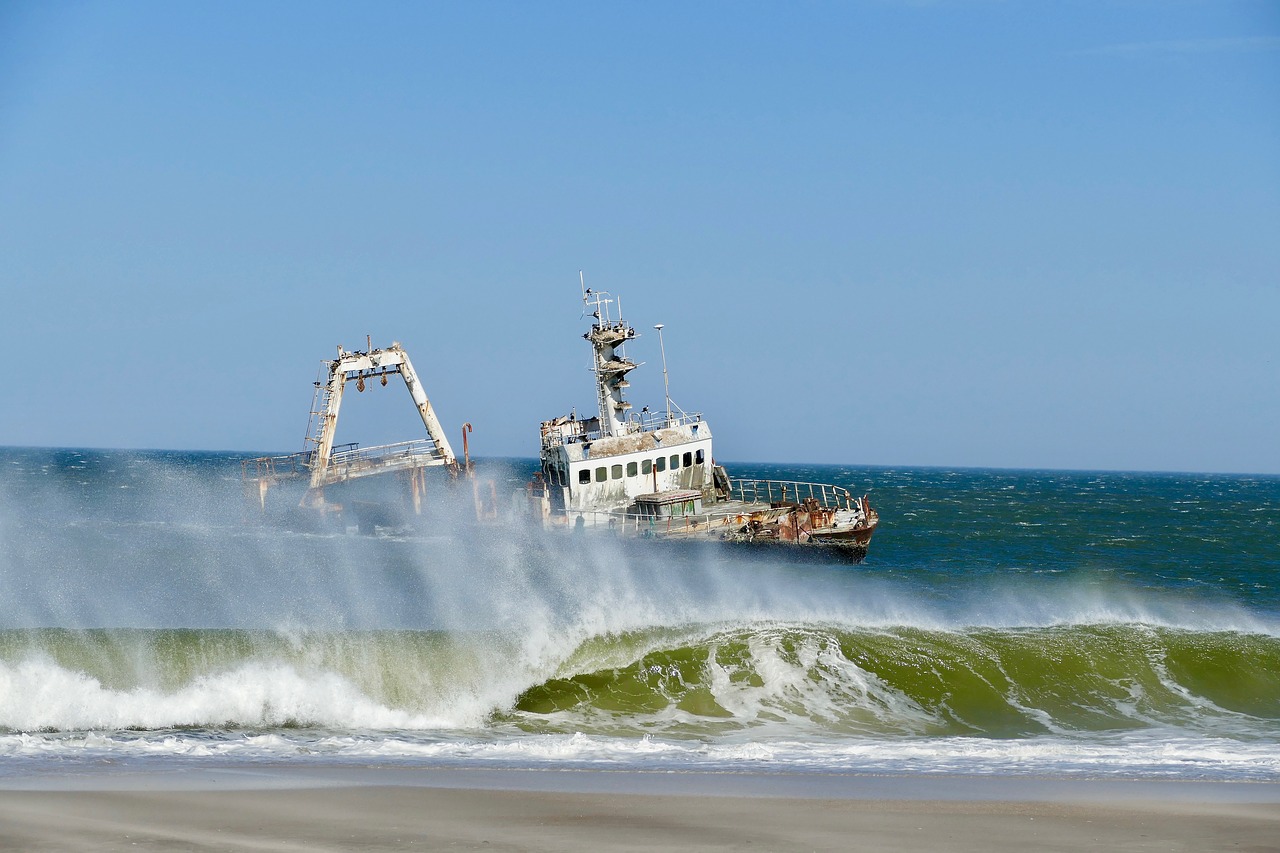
[1,1,1277,473]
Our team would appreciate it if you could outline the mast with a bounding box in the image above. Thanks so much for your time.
[653,323,672,426]
[581,284,637,437]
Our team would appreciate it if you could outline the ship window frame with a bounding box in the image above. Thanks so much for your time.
[695,449,705,465]
[655,457,666,472]
[669,454,680,469]
[595,466,607,483]
[579,468,591,485]
[626,461,638,477]
[682,452,692,468]
[641,459,652,475]
[611,464,623,480]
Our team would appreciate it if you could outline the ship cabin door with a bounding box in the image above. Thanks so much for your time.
[543,460,567,513]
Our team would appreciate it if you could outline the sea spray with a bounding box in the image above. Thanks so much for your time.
[1,448,1278,779]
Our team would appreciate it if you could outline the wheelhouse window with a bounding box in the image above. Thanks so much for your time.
[669,454,680,469]
[695,449,705,464]
[579,469,591,485]
[655,457,666,472]
[595,467,607,482]
[683,452,693,468]
[626,461,638,477]
[611,464,623,479]
[641,459,652,475]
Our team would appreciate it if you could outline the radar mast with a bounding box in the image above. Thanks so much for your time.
[580,275,638,437]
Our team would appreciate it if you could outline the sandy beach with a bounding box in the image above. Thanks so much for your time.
[1,768,1277,852]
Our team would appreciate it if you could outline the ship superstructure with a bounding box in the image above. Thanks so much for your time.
[529,283,878,561]
[536,288,717,518]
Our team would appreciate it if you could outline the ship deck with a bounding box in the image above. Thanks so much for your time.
[546,478,872,541]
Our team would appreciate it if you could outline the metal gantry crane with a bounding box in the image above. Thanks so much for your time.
[243,341,458,512]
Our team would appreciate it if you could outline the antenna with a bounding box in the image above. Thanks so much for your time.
[654,323,671,425]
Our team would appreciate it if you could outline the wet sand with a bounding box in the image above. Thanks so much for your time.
[1,768,1277,852]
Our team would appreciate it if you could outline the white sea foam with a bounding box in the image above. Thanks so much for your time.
[2,729,1277,781]
[0,658,458,731]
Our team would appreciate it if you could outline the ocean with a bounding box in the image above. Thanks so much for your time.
[1,448,1277,783]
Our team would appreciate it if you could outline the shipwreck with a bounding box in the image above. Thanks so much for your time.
[523,283,878,561]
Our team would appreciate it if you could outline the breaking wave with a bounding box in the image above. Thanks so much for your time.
[3,451,1279,779]
[2,624,1276,740]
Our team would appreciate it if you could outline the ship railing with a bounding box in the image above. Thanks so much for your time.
[547,506,739,537]
[241,451,312,483]
[542,411,705,448]
[242,439,447,484]
[542,480,860,535]
[326,439,447,470]
[633,410,704,433]
[729,479,859,510]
